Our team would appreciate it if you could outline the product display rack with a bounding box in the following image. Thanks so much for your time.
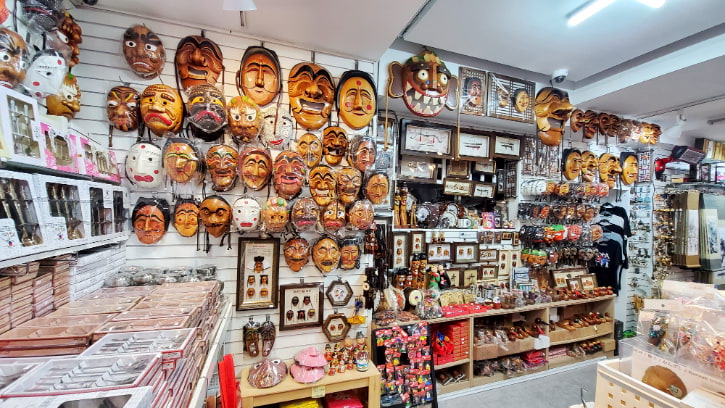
[0,236,128,269]
[189,301,233,408]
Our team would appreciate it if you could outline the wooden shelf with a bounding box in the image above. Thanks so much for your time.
[0,235,129,268]
[548,350,614,369]
[437,379,471,394]
[434,358,470,370]
[550,325,614,346]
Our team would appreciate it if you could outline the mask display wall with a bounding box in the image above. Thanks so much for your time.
[18,0,63,33]
[309,165,337,207]
[228,96,261,144]
[273,151,305,200]
[348,135,376,173]
[57,12,81,67]
[599,153,622,188]
[46,73,81,119]
[260,108,294,149]
[0,28,29,88]
[175,35,223,91]
[291,197,320,233]
[640,123,662,145]
[621,152,638,185]
[162,138,201,184]
[347,199,374,230]
[296,133,322,168]
[122,24,165,79]
[313,236,340,274]
[534,87,574,146]
[140,84,183,136]
[284,237,310,272]
[173,199,199,237]
[336,70,376,129]
[322,200,346,233]
[232,197,261,231]
[561,149,582,181]
[261,197,289,233]
[336,167,361,206]
[387,49,459,117]
[200,195,231,238]
[322,126,347,166]
[107,86,140,132]
[236,46,281,107]
[239,147,272,191]
[580,151,599,183]
[206,144,239,192]
[288,62,335,130]
[132,198,170,245]
[125,142,164,189]
[186,84,227,134]
[364,171,390,205]
[22,49,66,99]
[340,238,360,270]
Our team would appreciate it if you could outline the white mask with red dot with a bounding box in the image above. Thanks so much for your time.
[125,142,164,189]
[232,197,261,231]
[22,49,67,99]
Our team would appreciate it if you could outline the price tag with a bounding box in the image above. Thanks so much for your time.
[311,385,326,398]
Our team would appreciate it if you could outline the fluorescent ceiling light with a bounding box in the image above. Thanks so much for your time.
[567,0,617,26]
[637,0,665,8]
[223,0,256,11]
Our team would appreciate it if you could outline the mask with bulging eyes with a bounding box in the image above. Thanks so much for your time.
[232,197,261,231]
[340,238,361,270]
[336,167,362,205]
[313,236,340,274]
[260,107,294,149]
[46,73,81,119]
[173,199,199,237]
[107,86,140,132]
[0,28,29,89]
[132,198,170,245]
[296,133,322,168]
[388,49,459,117]
[186,84,227,134]
[347,199,374,230]
[309,165,337,207]
[288,62,335,130]
[206,144,239,192]
[140,84,183,136]
[125,142,164,189]
[174,35,224,91]
[291,197,320,233]
[228,95,262,144]
[22,49,67,99]
[322,126,348,166]
[284,237,310,272]
[273,151,305,200]
[199,195,231,238]
[322,200,346,233]
[247,358,287,389]
[261,197,289,233]
[162,137,201,184]
[348,135,376,173]
[122,24,165,79]
[239,147,272,191]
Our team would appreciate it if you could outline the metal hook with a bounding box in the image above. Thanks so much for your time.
[299,278,304,284]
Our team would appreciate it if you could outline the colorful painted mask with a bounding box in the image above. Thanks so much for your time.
[313,237,340,274]
[162,138,201,184]
[288,62,335,130]
[562,149,582,181]
[232,197,261,231]
[309,165,337,207]
[621,153,638,185]
[206,144,239,192]
[296,133,322,168]
[599,153,622,189]
[240,147,272,191]
[237,46,281,106]
[591,225,604,241]
[580,151,599,183]
[291,197,320,232]
[200,195,231,238]
[261,197,289,233]
[132,198,169,245]
[248,358,287,389]
[0,28,29,88]
[46,73,80,119]
[322,126,348,166]
[175,35,224,91]
[122,24,165,79]
[387,49,459,117]
[348,135,376,173]
[125,142,164,189]
[336,167,362,205]
[186,84,227,134]
[140,84,183,136]
[18,0,63,33]
[534,87,574,146]
[347,200,374,230]
[22,49,66,99]
[228,96,261,144]
[273,151,306,199]
[322,200,346,233]
[260,108,294,149]
[364,172,389,205]
[57,12,81,67]
[107,86,140,132]
[336,70,376,129]
[173,199,199,237]
[284,237,310,272]
[340,238,360,270]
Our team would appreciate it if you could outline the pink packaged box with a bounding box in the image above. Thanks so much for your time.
[0,324,101,349]
[92,316,192,342]
[39,114,79,174]
[46,303,134,317]
[82,328,197,364]
[19,314,115,328]
[72,126,121,184]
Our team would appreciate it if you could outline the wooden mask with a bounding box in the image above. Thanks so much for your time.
[228,96,262,144]
[0,28,29,88]
[322,200,346,233]
[284,237,310,272]
[273,151,306,199]
[232,197,261,231]
[107,86,140,132]
[291,196,320,232]
[569,109,584,133]
[296,132,322,168]
[581,110,599,139]
[336,70,376,129]
[313,236,340,274]
[598,153,622,188]
[46,73,81,119]
[621,153,638,185]
[340,238,360,270]
[237,46,281,106]
[122,24,165,79]
[364,171,389,205]
[640,122,661,145]
[261,197,289,233]
[132,198,170,245]
[288,62,335,130]
[562,149,582,181]
[199,195,231,238]
[173,199,199,237]
[186,84,227,134]
[309,165,337,207]
[162,138,201,184]
[336,167,362,206]
[140,84,183,136]
[175,35,224,91]
[348,135,376,173]
[580,151,599,183]
[534,87,574,146]
[239,146,272,191]
[260,107,294,149]
[206,144,238,192]
[347,199,373,231]
[322,126,348,166]
[125,142,164,189]
[57,12,81,67]
[387,49,459,117]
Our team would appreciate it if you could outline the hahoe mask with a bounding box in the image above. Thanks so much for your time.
[199,195,231,238]
[57,12,81,67]
[621,153,638,185]
[273,151,305,199]
[236,46,281,106]
[0,28,29,88]
[125,142,164,189]
[640,122,661,145]
[22,49,66,99]
[186,84,227,134]
[132,198,170,245]
[313,236,340,274]
[173,199,199,237]
[107,86,140,132]
[347,199,374,230]
[580,151,599,183]
[228,96,262,144]
[387,49,459,117]
[599,113,621,139]
[569,109,584,133]
[206,144,239,192]
[322,126,348,166]
[46,73,81,119]
[364,171,389,205]
[336,167,362,205]
[261,197,289,233]
[288,61,335,130]
[122,24,165,79]
[162,138,201,183]
[561,149,582,181]
[239,146,272,191]
[175,35,224,91]
[348,135,376,173]
[340,238,360,270]
[582,110,599,139]
[336,70,376,129]
[322,200,346,233]
[232,197,261,231]
[140,84,183,136]
[260,107,294,148]
[309,165,337,207]
[284,237,310,272]
[598,153,622,189]
[291,197,320,232]
[296,132,322,168]
[534,87,574,146]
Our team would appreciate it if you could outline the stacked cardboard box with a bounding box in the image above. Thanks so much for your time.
[39,256,72,309]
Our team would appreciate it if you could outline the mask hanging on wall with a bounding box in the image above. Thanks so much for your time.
[291,197,320,233]
[271,151,305,200]
[122,24,165,79]
[336,70,376,129]
[336,167,361,206]
[322,200,346,233]
[284,237,310,272]
[534,87,574,146]
[561,149,582,181]
[107,86,140,132]
[236,46,281,106]
[186,84,227,134]
[239,146,272,191]
[206,144,239,192]
[18,0,63,33]
[348,135,376,173]
[620,152,638,185]
[0,28,29,89]
[313,236,340,274]
[162,137,202,184]
[57,12,82,67]
[228,96,262,144]
[387,49,459,117]
[580,151,599,183]
[22,49,67,99]
[340,238,361,270]
[175,35,224,91]
[296,133,322,168]
[232,197,261,232]
[364,171,390,205]
[640,123,661,145]
[260,107,294,149]
[309,165,337,207]
[140,84,183,136]
[347,199,374,231]
[322,126,347,166]
[173,198,199,237]
[288,62,335,130]
[132,197,170,245]
[261,197,289,233]
[125,142,165,189]
[200,195,231,238]
[598,153,622,189]
[46,73,81,119]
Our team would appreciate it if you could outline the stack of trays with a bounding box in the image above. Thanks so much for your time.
[31,273,54,318]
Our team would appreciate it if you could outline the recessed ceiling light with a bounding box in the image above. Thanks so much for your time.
[636,0,665,8]
[567,0,617,27]
[223,0,256,11]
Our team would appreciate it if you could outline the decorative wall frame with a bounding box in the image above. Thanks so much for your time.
[409,231,426,255]
[400,119,453,159]
[478,247,498,262]
[479,265,498,280]
[462,268,478,287]
[552,268,587,288]
[472,183,495,198]
[447,160,470,178]
[485,72,535,123]
[459,67,487,116]
[474,160,496,174]
[325,278,353,307]
[427,242,451,262]
[567,278,583,292]
[399,157,437,181]
[279,282,324,331]
[322,312,351,342]
[447,268,461,288]
[442,179,473,196]
[492,135,521,159]
[392,232,409,268]
[579,274,598,290]
[456,131,490,161]
[236,237,279,311]
[453,243,479,263]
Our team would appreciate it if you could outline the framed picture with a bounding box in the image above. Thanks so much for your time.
[326,278,353,307]
[579,274,598,290]
[492,135,521,159]
[462,268,478,287]
[410,231,426,255]
[474,160,496,174]
[399,156,437,181]
[567,278,583,292]
[456,132,490,161]
[442,179,473,196]
[479,265,498,280]
[479,247,498,262]
[279,282,324,331]
[453,243,479,263]
[473,183,495,198]
[322,312,351,342]
[236,238,279,311]
[494,232,502,244]
[401,119,454,159]
[459,67,486,116]
[483,231,494,244]
[447,268,461,288]
[512,232,520,246]
[392,233,409,268]
[427,243,451,262]
[447,160,470,178]
[485,72,535,123]
[501,232,513,244]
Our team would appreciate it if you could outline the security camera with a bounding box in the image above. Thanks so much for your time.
[552,69,569,84]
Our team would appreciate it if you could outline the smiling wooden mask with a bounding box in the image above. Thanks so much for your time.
[284,237,310,272]
[132,198,170,245]
[206,144,238,192]
[273,151,306,200]
[534,87,574,146]
[288,62,335,130]
[237,46,281,106]
[175,35,224,91]
[336,70,376,129]
[199,195,231,238]
[173,199,199,237]
[239,146,272,191]
[313,236,340,274]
